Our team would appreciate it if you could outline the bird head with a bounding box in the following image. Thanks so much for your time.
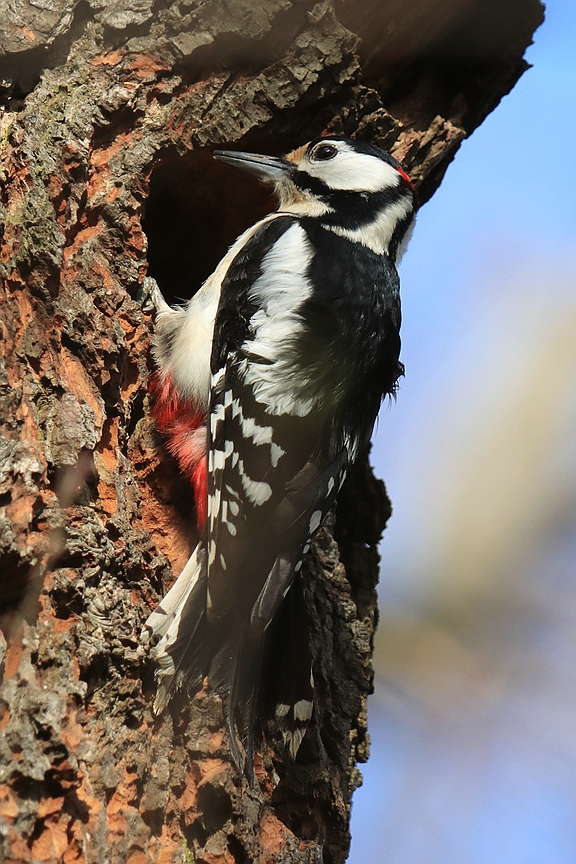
[214,136,417,259]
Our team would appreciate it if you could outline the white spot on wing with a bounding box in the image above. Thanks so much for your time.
[240,471,272,505]
[270,441,285,467]
[209,488,221,518]
[309,510,322,533]
[240,415,273,445]
[293,699,313,722]
[211,368,225,389]
[212,449,225,470]
[286,728,305,758]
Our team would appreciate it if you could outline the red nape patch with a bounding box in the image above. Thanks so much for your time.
[149,371,208,528]
[396,166,418,199]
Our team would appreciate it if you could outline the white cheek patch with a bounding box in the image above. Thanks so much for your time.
[307,142,402,193]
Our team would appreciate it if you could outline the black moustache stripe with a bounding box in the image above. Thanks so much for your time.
[291,172,412,230]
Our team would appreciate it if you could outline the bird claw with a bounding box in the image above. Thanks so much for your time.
[140,276,167,316]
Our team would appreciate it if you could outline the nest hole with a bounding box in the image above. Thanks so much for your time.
[143,148,277,306]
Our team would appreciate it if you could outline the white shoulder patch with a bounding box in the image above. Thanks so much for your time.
[241,223,318,416]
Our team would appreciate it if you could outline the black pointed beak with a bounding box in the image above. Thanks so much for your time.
[213,149,294,184]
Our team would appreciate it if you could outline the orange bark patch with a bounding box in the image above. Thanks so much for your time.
[125,218,146,254]
[139,494,190,578]
[208,728,225,754]
[88,132,140,201]
[52,616,72,635]
[30,816,70,862]
[3,634,25,680]
[198,759,229,787]
[258,810,296,858]
[0,785,19,820]
[13,290,33,346]
[4,824,30,861]
[59,711,85,753]
[6,495,35,532]
[128,54,171,78]
[127,850,151,864]
[37,796,65,819]
[91,261,118,293]
[90,135,128,169]
[75,775,103,831]
[97,476,117,517]
[63,838,84,864]
[92,50,123,66]
[107,769,139,838]
[96,417,119,516]
[63,221,103,262]
[97,416,119,473]
[60,347,105,429]
[179,769,198,817]
[0,705,10,734]
[203,851,235,864]
[155,826,185,864]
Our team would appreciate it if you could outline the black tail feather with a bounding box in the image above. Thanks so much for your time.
[209,618,267,777]
[264,574,314,757]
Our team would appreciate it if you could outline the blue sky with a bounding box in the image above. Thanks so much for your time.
[350,2,576,862]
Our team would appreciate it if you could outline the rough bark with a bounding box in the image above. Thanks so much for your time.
[0,1,543,862]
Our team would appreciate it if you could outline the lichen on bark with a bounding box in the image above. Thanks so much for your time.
[0,1,543,862]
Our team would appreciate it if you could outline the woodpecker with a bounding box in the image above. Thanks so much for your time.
[144,136,417,772]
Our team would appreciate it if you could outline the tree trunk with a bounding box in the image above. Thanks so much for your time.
[0,1,543,862]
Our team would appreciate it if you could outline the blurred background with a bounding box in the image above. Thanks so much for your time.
[350,1,576,862]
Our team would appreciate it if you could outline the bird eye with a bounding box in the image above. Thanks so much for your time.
[311,144,338,161]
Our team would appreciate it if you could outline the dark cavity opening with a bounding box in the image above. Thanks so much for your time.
[143,148,276,306]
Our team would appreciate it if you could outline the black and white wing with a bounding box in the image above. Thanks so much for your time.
[204,217,352,767]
